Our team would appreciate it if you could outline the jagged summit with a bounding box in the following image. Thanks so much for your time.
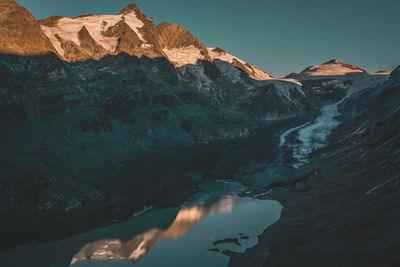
[119,3,141,14]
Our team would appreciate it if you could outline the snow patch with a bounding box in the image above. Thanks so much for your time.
[366,175,400,195]
[123,11,145,41]
[304,63,365,76]
[207,47,272,80]
[41,15,122,56]
[164,46,205,67]
[41,11,147,57]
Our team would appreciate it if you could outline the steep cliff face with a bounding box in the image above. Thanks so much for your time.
[0,0,55,55]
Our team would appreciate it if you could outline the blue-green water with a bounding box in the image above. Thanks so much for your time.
[0,182,282,267]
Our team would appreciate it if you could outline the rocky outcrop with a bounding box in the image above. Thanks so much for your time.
[0,0,55,55]
[157,22,212,64]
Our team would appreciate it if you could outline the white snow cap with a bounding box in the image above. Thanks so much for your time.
[301,59,366,76]
[207,47,272,80]
[41,11,148,57]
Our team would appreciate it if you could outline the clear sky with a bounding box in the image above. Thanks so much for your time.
[16,0,400,77]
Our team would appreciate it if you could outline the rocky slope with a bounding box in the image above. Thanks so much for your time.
[0,49,314,250]
[0,0,55,55]
[228,66,400,266]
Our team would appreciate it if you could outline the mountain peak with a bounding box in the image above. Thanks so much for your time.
[119,3,141,15]
[323,59,342,65]
[322,59,366,72]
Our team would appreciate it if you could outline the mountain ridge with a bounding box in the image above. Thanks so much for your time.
[34,2,275,81]
[0,1,389,83]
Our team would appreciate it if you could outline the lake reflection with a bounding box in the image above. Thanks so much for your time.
[71,196,234,265]
[0,181,282,267]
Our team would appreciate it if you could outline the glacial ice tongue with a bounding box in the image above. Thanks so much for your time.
[291,97,346,168]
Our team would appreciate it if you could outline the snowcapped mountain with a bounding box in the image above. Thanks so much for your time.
[36,3,280,83]
[296,59,366,76]
[287,59,390,94]
[39,4,166,61]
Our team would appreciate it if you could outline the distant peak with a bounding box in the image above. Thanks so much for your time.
[322,59,366,72]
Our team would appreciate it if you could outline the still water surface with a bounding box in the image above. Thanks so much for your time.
[0,182,282,267]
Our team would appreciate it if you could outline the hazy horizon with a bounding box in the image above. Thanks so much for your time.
[16,0,400,77]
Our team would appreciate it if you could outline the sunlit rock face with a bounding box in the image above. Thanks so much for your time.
[0,0,55,55]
